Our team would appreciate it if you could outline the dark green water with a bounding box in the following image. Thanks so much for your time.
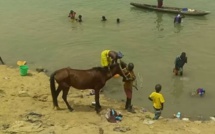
[0,0,214,119]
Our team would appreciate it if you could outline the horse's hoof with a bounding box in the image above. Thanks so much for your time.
[68,108,74,112]
[95,107,102,113]
[54,106,61,110]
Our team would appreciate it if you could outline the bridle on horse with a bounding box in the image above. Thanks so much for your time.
[118,60,130,80]
[107,60,129,80]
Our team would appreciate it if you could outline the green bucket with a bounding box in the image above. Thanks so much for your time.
[19,65,29,76]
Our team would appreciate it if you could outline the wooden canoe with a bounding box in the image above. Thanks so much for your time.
[130,2,210,16]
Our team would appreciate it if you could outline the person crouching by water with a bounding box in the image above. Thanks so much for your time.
[174,14,185,24]
[68,10,76,19]
[148,84,165,120]
[173,52,187,76]
[100,50,123,68]
[157,0,163,8]
[123,63,136,113]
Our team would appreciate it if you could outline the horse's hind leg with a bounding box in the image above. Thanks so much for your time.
[62,87,73,111]
[53,85,62,110]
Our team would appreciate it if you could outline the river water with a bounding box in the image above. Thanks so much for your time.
[0,0,214,119]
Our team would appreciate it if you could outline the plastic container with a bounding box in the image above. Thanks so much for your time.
[114,74,120,78]
[176,112,181,119]
[19,65,29,76]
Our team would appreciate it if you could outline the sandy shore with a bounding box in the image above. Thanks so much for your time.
[0,65,215,134]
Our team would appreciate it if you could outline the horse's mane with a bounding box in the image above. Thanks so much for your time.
[92,66,108,72]
[92,63,118,72]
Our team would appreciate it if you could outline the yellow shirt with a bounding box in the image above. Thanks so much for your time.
[149,92,165,109]
[101,50,111,66]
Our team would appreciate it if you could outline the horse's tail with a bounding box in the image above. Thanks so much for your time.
[50,72,56,106]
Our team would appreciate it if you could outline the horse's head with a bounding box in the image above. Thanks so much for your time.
[110,60,129,79]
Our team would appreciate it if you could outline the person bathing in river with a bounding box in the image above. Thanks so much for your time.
[76,15,82,22]
[196,88,205,97]
[173,52,188,76]
[174,14,185,24]
[68,10,76,19]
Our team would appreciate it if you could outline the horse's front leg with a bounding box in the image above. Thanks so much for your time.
[94,89,101,113]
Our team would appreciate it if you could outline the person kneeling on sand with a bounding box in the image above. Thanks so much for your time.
[105,108,123,123]
[148,84,165,120]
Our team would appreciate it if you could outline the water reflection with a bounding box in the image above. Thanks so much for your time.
[174,24,183,33]
[155,12,164,31]
[171,77,184,98]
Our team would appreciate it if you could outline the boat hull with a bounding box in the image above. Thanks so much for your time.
[130,2,210,16]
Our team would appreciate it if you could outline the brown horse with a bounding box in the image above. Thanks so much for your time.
[50,61,127,113]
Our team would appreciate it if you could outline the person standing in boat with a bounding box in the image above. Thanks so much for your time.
[174,14,185,24]
[157,0,163,8]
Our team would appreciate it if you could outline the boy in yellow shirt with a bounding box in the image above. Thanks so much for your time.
[148,84,165,120]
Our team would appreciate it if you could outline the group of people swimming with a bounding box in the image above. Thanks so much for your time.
[68,10,121,23]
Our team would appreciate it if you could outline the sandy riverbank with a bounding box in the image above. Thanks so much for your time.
[0,65,215,134]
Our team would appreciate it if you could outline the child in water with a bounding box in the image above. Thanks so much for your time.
[76,15,82,22]
[68,10,76,19]
[191,88,206,97]
[196,88,205,97]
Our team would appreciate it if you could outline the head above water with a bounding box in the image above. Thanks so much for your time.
[102,16,107,21]
[180,52,186,59]
[155,84,162,92]
[78,15,82,19]
[117,18,120,23]
[127,63,134,71]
